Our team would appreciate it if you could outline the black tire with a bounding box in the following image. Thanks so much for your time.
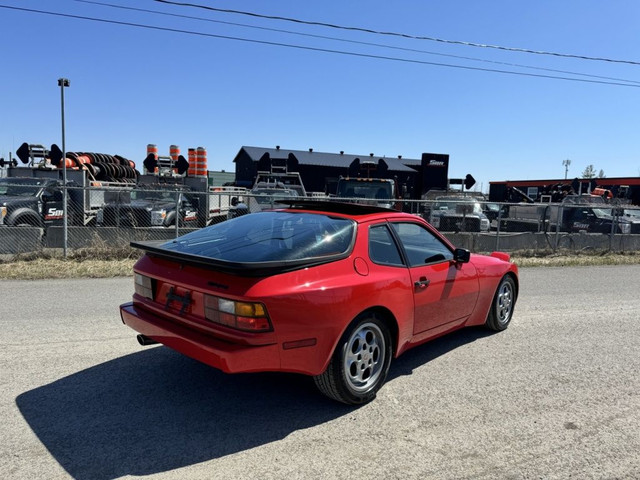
[92,163,104,180]
[485,275,517,331]
[67,152,80,168]
[84,162,96,178]
[13,214,41,227]
[115,154,129,166]
[314,313,392,405]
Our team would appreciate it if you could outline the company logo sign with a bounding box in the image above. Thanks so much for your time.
[428,159,446,167]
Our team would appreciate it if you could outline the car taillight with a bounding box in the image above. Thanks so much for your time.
[134,273,154,299]
[204,295,272,332]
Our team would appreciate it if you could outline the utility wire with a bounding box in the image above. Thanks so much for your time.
[73,0,640,85]
[1,4,639,88]
[154,0,640,66]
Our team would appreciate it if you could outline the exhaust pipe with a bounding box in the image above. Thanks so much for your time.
[137,334,159,346]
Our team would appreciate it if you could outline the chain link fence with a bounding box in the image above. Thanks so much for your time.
[1,181,639,255]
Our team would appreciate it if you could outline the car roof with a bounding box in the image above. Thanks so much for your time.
[275,200,424,224]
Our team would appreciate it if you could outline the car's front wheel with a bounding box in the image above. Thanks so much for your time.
[314,314,392,405]
[485,275,517,331]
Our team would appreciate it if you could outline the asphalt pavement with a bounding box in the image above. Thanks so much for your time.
[1,266,639,479]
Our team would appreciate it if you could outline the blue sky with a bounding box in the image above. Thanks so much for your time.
[2,0,639,192]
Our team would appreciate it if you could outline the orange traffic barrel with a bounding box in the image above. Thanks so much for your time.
[170,145,180,161]
[146,144,158,159]
[592,187,613,199]
[146,144,158,173]
[195,146,208,176]
[187,148,196,176]
[170,144,180,174]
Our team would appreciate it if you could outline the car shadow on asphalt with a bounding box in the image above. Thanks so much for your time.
[15,327,494,480]
[388,326,495,380]
[16,347,349,480]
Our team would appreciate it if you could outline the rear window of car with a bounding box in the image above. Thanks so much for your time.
[160,211,356,262]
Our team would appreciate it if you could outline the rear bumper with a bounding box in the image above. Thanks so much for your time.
[120,302,280,374]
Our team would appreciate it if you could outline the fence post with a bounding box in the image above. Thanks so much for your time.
[175,192,180,239]
[495,206,502,251]
[554,206,562,252]
[462,207,467,233]
[116,190,121,230]
[609,208,616,252]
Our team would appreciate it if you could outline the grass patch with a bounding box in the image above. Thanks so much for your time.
[511,249,640,267]
[0,246,142,280]
[2,248,640,280]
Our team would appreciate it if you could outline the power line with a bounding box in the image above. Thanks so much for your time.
[154,0,640,66]
[1,4,639,88]
[72,0,640,85]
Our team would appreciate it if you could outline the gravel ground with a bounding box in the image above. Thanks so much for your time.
[1,265,639,479]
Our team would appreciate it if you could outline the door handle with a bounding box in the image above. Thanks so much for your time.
[414,277,430,289]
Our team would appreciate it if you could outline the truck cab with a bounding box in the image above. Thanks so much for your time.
[96,186,199,228]
[565,204,640,234]
[335,177,397,209]
[0,177,65,227]
[428,196,490,232]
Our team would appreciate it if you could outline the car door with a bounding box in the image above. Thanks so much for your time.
[41,187,65,225]
[390,222,479,335]
[180,194,198,225]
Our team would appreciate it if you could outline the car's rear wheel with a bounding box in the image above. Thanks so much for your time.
[485,275,516,331]
[314,314,392,405]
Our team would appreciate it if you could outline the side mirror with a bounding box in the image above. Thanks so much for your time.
[453,248,470,264]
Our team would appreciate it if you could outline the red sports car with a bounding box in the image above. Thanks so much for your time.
[120,201,518,404]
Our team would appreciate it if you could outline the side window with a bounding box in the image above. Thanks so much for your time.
[369,224,404,266]
[43,188,62,202]
[391,222,453,266]
[574,209,589,221]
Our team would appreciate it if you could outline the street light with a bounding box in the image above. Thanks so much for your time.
[58,78,70,258]
[562,159,571,180]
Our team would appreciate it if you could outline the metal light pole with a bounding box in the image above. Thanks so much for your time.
[562,159,571,180]
[58,78,70,258]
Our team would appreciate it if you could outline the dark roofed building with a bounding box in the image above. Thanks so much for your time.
[233,146,429,195]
